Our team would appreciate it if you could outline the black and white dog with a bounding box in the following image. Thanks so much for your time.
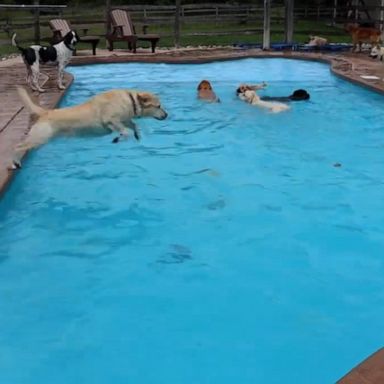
[12,31,79,92]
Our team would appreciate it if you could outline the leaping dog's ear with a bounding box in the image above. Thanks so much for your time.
[137,92,153,107]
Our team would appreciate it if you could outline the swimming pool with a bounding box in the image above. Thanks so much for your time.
[0,58,384,383]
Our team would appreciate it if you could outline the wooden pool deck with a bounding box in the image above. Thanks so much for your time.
[0,47,383,381]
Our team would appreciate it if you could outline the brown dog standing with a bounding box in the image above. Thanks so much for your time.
[345,23,381,52]
[197,80,220,102]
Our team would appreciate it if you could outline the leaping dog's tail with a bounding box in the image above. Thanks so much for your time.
[11,33,25,53]
[17,86,46,117]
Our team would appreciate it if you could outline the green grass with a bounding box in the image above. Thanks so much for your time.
[0,13,352,58]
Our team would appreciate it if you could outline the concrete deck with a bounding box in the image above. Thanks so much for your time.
[0,47,383,381]
[337,348,384,384]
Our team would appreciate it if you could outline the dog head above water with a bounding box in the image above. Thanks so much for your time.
[136,92,168,120]
[63,30,80,50]
[236,82,267,95]
[289,89,310,100]
[197,79,220,102]
[238,89,259,103]
[197,80,213,91]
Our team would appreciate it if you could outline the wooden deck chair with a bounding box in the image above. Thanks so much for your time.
[49,19,100,55]
[106,9,160,53]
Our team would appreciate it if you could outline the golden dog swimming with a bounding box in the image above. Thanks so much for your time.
[12,87,168,168]
[197,80,220,102]
[238,89,290,113]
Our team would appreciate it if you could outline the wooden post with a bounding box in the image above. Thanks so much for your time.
[354,0,359,20]
[175,0,181,48]
[263,0,271,50]
[105,0,111,36]
[284,0,294,44]
[332,0,337,26]
[33,0,40,44]
[380,0,384,32]
[105,0,111,48]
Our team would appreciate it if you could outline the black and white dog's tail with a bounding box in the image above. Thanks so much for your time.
[17,86,46,117]
[11,33,26,53]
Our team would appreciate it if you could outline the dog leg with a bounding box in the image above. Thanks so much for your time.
[26,67,33,89]
[108,122,134,144]
[57,64,66,90]
[31,63,45,93]
[11,122,54,168]
[127,120,140,141]
[111,128,129,144]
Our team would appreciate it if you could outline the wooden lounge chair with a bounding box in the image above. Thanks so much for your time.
[106,9,160,53]
[49,19,100,55]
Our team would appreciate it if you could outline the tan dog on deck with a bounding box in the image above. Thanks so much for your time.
[308,35,328,47]
[197,80,220,102]
[345,23,381,52]
[11,87,168,169]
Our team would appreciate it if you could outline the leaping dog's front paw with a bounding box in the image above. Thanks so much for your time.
[9,161,21,170]
[58,85,66,90]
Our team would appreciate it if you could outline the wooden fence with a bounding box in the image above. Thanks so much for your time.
[1,2,384,47]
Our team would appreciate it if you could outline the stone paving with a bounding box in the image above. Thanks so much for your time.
[0,46,383,382]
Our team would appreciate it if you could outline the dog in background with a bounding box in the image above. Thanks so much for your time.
[238,89,289,113]
[345,23,381,52]
[308,35,328,47]
[369,44,384,61]
[197,80,220,102]
[12,31,79,92]
[11,87,168,169]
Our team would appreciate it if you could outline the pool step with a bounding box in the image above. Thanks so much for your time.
[337,348,384,384]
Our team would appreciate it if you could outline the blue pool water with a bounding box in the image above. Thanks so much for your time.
[1,58,384,383]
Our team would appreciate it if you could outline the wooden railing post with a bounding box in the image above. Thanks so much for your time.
[332,0,337,26]
[33,0,40,44]
[175,0,181,48]
[105,0,111,47]
[263,0,271,50]
[380,0,384,32]
[285,0,294,44]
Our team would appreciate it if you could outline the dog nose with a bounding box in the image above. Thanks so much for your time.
[236,88,241,94]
